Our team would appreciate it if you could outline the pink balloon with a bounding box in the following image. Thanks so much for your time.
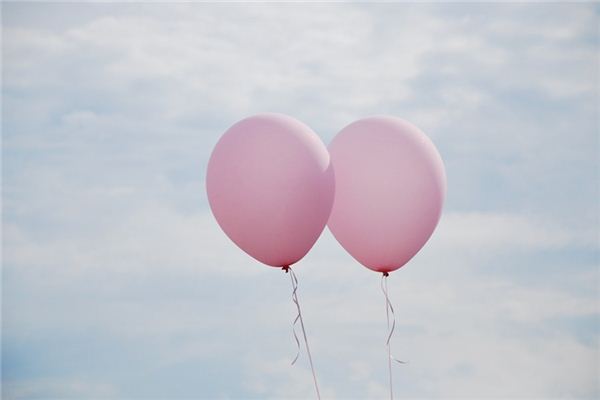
[328,116,446,274]
[206,113,334,268]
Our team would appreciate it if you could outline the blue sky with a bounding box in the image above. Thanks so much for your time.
[2,2,599,399]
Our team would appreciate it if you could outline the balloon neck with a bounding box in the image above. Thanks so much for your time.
[281,265,290,273]
[382,271,389,277]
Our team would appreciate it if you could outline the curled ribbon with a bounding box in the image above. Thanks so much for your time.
[283,266,301,365]
[282,266,321,400]
[381,272,407,363]
[381,272,407,400]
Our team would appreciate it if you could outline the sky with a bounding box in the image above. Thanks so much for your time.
[2,2,599,399]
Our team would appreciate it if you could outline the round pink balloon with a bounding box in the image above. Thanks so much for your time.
[328,116,446,273]
[206,113,334,268]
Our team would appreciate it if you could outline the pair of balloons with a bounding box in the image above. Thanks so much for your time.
[206,113,446,274]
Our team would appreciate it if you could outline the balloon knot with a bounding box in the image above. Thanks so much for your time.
[282,266,290,273]
[382,272,389,277]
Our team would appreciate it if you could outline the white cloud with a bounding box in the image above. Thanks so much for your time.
[4,202,598,397]
[2,4,450,135]
[3,206,265,285]
[436,212,597,252]
[2,2,598,399]
[4,379,118,399]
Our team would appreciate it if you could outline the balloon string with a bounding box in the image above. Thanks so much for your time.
[283,266,321,400]
[381,272,407,400]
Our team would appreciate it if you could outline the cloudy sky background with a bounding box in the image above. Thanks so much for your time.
[2,3,599,399]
